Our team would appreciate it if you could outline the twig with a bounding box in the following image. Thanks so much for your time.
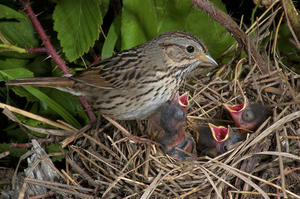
[280,0,300,49]
[191,0,268,73]
[103,115,160,145]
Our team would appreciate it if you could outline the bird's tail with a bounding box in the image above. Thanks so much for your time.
[6,77,82,95]
[6,77,74,88]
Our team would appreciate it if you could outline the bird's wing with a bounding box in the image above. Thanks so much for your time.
[72,49,149,89]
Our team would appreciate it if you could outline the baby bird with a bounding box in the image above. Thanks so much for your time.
[194,123,242,157]
[223,101,271,134]
[148,93,195,160]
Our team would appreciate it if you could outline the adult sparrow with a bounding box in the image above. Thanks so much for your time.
[7,31,217,120]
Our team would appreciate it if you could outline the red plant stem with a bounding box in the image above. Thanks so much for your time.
[26,48,48,53]
[21,0,70,74]
[78,97,96,121]
[90,55,102,66]
[21,0,96,121]
[10,143,32,148]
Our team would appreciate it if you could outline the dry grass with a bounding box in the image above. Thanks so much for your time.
[51,57,299,198]
[1,2,300,198]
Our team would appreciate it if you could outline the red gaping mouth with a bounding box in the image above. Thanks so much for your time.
[209,123,229,142]
[223,98,249,113]
[178,93,189,107]
[226,104,244,112]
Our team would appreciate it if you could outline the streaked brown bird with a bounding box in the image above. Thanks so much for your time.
[194,123,242,157]
[6,31,217,120]
[223,102,270,134]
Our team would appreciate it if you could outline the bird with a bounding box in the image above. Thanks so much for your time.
[6,31,218,120]
[194,123,242,157]
[223,101,271,134]
[160,130,195,160]
[148,93,195,160]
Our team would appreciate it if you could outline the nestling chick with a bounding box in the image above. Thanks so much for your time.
[223,101,271,134]
[148,93,195,160]
[194,123,242,157]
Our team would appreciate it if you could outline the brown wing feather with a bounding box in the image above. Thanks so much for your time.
[72,68,113,89]
[72,49,147,89]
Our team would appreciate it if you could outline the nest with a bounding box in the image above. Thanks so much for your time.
[4,57,298,199]
[1,2,300,199]
[57,61,299,198]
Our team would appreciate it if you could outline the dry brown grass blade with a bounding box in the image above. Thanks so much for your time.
[210,157,300,198]
[275,130,288,198]
[140,171,163,199]
[82,133,120,160]
[70,145,107,174]
[25,178,97,199]
[103,115,158,145]
[208,157,270,199]
[246,111,300,150]
[61,124,91,148]
[199,165,223,198]
[0,151,10,159]
[228,190,282,198]
[0,102,77,132]
[3,108,73,136]
[101,149,143,197]
[253,151,300,161]
[201,162,237,191]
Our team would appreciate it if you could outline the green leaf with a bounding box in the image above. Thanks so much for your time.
[120,0,234,59]
[26,87,81,128]
[121,0,158,50]
[45,88,88,123]
[0,67,36,101]
[46,143,65,162]
[0,68,81,128]
[4,125,28,142]
[100,0,110,17]
[0,68,33,79]
[53,0,103,61]
[0,4,38,48]
[0,58,29,70]
[155,0,193,33]
[0,44,26,53]
[185,0,235,58]
[101,15,121,59]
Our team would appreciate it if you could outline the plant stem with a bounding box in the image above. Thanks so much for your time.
[21,0,96,122]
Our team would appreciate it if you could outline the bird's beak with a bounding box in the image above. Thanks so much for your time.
[196,54,218,67]
[208,123,229,143]
[223,103,247,113]
[223,102,248,125]
[178,93,189,110]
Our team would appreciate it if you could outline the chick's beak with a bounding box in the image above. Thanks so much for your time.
[197,54,218,67]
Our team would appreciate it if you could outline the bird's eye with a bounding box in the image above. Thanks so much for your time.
[174,108,184,121]
[223,145,228,152]
[242,110,255,122]
[186,45,194,53]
